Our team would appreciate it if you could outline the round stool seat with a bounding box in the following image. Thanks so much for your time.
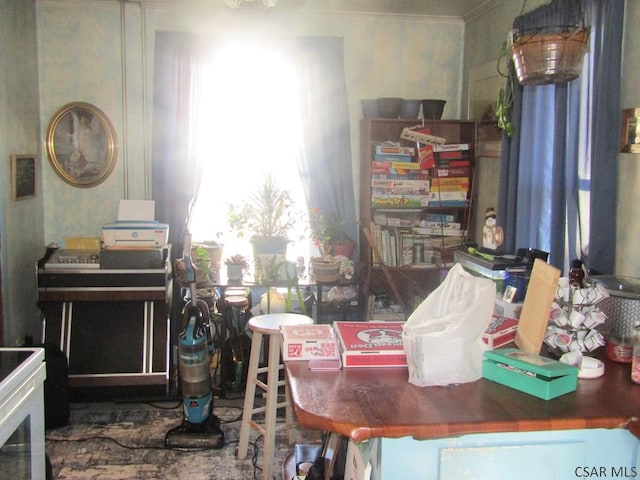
[248,313,313,335]
[225,288,249,298]
[225,295,249,309]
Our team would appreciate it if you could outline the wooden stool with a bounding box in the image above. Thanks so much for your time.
[237,313,313,480]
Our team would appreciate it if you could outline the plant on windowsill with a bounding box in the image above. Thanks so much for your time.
[308,208,355,259]
[175,244,212,287]
[308,208,355,283]
[227,172,303,282]
[227,172,301,244]
[224,254,249,282]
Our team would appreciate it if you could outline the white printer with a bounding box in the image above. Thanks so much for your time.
[102,200,169,248]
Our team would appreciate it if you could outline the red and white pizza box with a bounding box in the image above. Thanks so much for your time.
[483,314,519,349]
[281,324,340,361]
[333,321,407,368]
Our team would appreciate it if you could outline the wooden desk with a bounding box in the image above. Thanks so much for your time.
[286,354,640,479]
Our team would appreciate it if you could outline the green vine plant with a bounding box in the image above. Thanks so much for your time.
[496,40,516,138]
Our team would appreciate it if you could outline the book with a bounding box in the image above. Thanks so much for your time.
[434,167,471,177]
[413,225,467,236]
[333,321,407,367]
[400,127,446,145]
[374,154,413,163]
[371,178,430,196]
[423,212,456,222]
[434,143,471,151]
[371,167,431,176]
[371,195,430,207]
[435,150,471,160]
[375,145,416,156]
[429,191,467,201]
[431,176,470,188]
[371,173,429,181]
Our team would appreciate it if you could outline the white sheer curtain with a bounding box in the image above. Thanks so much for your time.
[188,44,310,262]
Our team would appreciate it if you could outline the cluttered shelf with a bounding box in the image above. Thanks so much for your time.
[359,118,477,319]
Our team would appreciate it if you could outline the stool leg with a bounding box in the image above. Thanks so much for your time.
[262,332,281,480]
[237,330,262,459]
[284,374,295,445]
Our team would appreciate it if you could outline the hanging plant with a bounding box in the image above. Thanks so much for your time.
[496,40,516,138]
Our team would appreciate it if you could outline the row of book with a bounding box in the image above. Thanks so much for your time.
[371,142,471,208]
[370,222,466,268]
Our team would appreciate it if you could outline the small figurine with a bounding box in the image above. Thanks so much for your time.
[482,207,504,251]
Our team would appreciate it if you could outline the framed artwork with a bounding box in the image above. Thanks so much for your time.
[620,108,640,153]
[45,102,118,187]
[11,155,36,201]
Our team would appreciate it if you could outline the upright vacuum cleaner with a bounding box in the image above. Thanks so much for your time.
[164,234,224,449]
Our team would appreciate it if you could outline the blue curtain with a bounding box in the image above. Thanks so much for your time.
[497,0,623,275]
[289,37,357,252]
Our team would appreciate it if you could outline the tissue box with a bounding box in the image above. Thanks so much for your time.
[281,324,340,361]
[483,348,578,400]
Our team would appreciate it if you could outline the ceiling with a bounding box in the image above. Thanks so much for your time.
[297,0,498,19]
[136,0,500,20]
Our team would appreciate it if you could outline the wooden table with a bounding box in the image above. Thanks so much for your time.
[286,352,640,479]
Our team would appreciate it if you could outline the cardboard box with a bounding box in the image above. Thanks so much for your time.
[482,348,578,400]
[281,324,340,361]
[333,321,406,367]
[483,314,518,349]
[494,297,524,319]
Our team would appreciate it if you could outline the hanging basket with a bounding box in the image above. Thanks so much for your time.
[511,27,589,86]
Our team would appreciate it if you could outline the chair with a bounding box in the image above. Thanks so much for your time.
[237,313,313,480]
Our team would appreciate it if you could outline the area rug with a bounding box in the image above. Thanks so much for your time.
[46,403,313,480]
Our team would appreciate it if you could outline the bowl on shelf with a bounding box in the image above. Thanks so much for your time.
[361,99,379,118]
[377,97,403,118]
[400,99,421,119]
[421,99,446,119]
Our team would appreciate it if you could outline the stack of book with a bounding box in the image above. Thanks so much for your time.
[430,144,471,207]
[371,143,430,207]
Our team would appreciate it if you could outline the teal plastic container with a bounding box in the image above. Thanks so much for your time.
[483,348,578,400]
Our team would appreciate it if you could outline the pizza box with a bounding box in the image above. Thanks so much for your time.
[483,314,519,349]
[482,348,578,400]
[280,324,340,361]
[333,321,407,368]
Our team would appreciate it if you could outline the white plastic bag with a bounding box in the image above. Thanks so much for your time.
[402,263,496,386]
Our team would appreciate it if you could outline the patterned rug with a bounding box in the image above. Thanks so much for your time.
[46,402,314,480]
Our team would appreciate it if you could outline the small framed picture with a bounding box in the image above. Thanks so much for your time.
[11,154,37,201]
[503,284,517,303]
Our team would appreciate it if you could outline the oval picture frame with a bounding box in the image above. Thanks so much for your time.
[46,102,118,188]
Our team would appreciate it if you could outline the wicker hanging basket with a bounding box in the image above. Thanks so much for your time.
[510,27,589,86]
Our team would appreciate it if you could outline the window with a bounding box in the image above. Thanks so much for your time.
[189,43,310,263]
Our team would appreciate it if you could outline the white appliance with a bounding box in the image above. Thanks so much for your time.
[102,221,169,247]
[102,200,169,248]
[0,348,47,479]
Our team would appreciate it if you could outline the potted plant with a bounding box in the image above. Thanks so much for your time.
[224,254,249,283]
[175,244,212,287]
[308,208,355,259]
[496,40,516,138]
[228,172,303,282]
